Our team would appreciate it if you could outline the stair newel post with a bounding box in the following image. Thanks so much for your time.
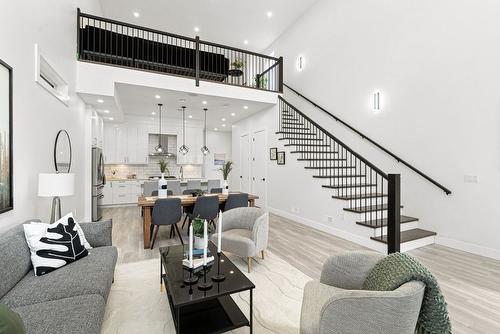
[195,35,200,87]
[278,56,284,93]
[387,174,401,254]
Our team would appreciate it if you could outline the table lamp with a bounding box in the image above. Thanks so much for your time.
[38,173,75,223]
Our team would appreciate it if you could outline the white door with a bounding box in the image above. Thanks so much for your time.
[251,130,267,210]
[239,134,250,193]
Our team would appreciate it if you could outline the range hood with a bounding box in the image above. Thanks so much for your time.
[149,134,177,157]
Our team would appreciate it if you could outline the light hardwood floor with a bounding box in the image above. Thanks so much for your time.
[103,207,500,334]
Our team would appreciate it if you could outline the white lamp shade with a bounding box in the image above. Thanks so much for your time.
[38,173,75,197]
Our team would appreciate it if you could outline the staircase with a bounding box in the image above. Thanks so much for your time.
[276,96,439,252]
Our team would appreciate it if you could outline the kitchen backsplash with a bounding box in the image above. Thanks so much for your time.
[104,156,202,179]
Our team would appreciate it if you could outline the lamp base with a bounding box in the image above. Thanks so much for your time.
[50,196,62,223]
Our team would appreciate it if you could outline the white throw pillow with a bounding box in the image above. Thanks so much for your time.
[30,213,92,250]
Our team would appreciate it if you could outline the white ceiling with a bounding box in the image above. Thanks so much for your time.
[98,0,319,52]
[79,83,274,132]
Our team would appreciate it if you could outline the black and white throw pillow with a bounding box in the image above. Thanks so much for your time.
[24,216,89,276]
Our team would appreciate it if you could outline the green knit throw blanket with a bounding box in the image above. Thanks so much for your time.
[362,252,451,334]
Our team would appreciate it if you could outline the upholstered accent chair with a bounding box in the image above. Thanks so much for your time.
[300,251,425,334]
[211,207,269,273]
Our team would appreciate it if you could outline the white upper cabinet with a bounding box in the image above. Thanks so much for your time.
[91,113,104,148]
[177,126,204,165]
[103,123,149,165]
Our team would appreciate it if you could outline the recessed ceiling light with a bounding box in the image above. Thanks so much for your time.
[133,12,140,18]
[108,117,114,121]
[155,94,161,99]
[194,26,200,32]
[188,115,193,119]
[231,112,236,116]
[243,105,248,109]
[221,118,226,121]
[243,40,249,45]
[152,111,156,115]
[103,109,110,114]
[202,100,207,105]
[267,11,273,18]
[222,124,226,127]
[214,127,218,131]
[97,99,104,103]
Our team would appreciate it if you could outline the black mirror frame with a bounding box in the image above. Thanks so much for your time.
[54,129,72,173]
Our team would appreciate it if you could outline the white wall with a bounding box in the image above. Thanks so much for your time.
[204,130,232,181]
[0,0,102,231]
[261,0,500,258]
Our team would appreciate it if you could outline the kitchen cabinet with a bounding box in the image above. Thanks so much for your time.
[91,113,104,148]
[102,182,113,205]
[103,180,143,206]
[103,124,149,165]
[177,126,204,165]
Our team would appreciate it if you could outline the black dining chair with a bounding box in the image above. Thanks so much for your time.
[183,189,202,195]
[210,187,223,194]
[151,190,173,196]
[224,193,249,212]
[150,198,183,249]
[182,195,219,230]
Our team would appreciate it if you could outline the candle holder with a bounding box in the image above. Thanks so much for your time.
[212,252,226,282]
[198,265,213,290]
[183,267,199,285]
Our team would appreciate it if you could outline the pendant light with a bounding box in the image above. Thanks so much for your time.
[154,103,163,153]
[200,108,210,155]
[179,106,189,155]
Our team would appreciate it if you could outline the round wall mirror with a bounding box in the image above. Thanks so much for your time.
[54,130,72,173]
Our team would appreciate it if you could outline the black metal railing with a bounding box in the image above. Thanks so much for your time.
[77,9,283,93]
[283,83,451,195]
[279,96,401,253]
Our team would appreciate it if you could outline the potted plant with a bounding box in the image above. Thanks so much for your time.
[158,159,170,177]
[192,217,215,249]
[219,160,233,194]
[229,58,244,77]
[157,159,169,197]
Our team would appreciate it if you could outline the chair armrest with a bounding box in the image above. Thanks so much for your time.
[79,219,113,247]
[252,212,269,252]
[300,280,425,334]
[220,207,262,232]
[320,251,384,289]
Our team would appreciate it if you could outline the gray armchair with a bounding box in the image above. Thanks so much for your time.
[211,207,268,273]
[301,251,425,334]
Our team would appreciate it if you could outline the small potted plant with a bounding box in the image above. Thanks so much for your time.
[157,159,169,196]
[229,58,244,77]
[192,217,215,249]
[158,159,170,177]
[219,161,233,194]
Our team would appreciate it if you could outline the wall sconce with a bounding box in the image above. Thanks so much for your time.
[296,55,304,71]
[373,91,381,112]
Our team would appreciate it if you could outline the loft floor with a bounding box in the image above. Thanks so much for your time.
[104,207,500,334]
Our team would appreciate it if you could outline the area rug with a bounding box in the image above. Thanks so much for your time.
[102,251,312,334]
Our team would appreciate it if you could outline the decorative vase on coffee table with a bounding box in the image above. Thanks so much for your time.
[194,236,205,249]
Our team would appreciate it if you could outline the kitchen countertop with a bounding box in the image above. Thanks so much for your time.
[106,177,210,183]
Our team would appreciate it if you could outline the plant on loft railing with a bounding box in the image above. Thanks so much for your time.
[278,97,402,253]
[76,9,283,93]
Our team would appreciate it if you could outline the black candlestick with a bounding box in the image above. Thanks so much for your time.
[183,267,198,285]
[212,252,226,282]
[198,265,213,290]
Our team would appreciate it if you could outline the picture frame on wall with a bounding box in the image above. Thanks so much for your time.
[277,151,285,165]
[0,58,13,214]
[269,147,277,160]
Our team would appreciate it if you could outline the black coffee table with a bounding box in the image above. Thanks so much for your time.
[160,242,255,334]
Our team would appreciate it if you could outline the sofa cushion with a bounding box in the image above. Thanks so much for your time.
[0,224,33,299]
[214,229,256,257]
[1,246,117,308]
[13,294,104,334]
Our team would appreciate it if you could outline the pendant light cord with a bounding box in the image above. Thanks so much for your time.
[182,106,186,146]
[158,104,162,148]
[203,108,207,146]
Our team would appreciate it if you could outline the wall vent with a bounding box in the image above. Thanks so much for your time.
[34,44,69,105]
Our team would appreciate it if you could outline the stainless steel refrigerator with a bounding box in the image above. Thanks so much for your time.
[92,147,105,221]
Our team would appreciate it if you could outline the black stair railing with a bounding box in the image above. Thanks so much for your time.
[77,9,283,93]
[283,83,451,195]
[279,96,401,253]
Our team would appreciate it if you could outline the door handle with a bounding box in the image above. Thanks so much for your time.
[261,178,266,181]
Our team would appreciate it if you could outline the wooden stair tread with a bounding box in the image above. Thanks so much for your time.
[276,131,316,136]
[284,144,330,147]
[333,193,387,200]
[356,215,419,228]
[343,204,403,214]
[322,183,376,189]
[292,151,338,154]
[305,162,347,166]
[371,228,436,244]
[279,138,323,141]
[313,175,365,179]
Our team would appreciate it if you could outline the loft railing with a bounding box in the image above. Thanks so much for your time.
[283,83,452,195]
[279,96,401,253]
[77,9,283,93]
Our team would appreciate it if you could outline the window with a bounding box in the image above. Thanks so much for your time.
[34,44,69,105]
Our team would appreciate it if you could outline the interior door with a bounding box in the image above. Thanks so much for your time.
[251,130,267,210]
[239,134,250,193]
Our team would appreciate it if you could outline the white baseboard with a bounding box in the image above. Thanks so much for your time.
[435,236,500,261]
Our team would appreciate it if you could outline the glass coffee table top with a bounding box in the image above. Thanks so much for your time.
[160,242,255,308]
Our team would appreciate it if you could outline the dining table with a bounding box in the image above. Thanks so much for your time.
[137,192,259,249]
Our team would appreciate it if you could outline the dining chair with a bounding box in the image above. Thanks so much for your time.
[182,195,219,230]
[187,180,202,190]
[207,179,221,193]
[224,193,249,212]
[150,198,183,249]
[182,189,202,195]
[167,180,181,196]
[143,181,158,196]
[210,188,223,194]
[152,190,173,197]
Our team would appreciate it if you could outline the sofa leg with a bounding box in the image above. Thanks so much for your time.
[247,257,252,273]
[261,250,265,260]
